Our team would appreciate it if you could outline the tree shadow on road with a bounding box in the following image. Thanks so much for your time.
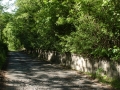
[3,51,113,90]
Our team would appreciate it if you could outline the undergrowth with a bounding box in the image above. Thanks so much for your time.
[85,68,120,90]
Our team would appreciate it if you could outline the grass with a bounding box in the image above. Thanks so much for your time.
[62,66,120,89]
[85,72,120,90]
[111,78,120,89]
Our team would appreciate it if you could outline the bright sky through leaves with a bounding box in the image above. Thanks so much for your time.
[1,0,16,13]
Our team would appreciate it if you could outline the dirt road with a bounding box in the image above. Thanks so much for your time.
[1,51,112,90]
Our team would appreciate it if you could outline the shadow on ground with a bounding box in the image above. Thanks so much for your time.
[3,51,112,90]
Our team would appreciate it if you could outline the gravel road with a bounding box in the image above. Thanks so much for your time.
[1,51,112,90]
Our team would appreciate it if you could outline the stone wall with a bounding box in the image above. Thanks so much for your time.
[25,49,120,78]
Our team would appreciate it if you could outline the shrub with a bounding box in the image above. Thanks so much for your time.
[0,41,8,69]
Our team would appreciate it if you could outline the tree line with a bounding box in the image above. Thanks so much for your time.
[0,1,8,69]
[1,0,120,62]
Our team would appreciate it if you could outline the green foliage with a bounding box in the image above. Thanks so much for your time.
[0,0,120,88]
[109,46,120,61]
[3,21,22,50]
[57,0,120,61]
[0,0,119,61]
[0,3,8,69]
[87,69,120,89]
[0,41,8,69]
[111,78,120,89]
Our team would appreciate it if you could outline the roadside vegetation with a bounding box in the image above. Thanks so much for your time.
[0,41,8,69]
[0,2,8,69]
[0,0,120,89]
[7,0,120,62]
[89,69,120,90]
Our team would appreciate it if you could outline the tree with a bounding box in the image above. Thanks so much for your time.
[0,1,8,69]
[4,0,120,61]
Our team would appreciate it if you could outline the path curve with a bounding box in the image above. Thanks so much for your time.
[3,51,112,90]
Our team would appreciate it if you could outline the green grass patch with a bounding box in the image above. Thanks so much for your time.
[85,72,120,89]
[111,78,120,89]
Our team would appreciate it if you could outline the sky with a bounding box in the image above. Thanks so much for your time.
[1,0,16,13]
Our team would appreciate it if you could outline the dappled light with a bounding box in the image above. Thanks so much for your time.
[3,51,111,90]
[0,0,120,89]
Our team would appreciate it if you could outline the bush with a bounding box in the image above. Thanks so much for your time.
[0,41,8,69]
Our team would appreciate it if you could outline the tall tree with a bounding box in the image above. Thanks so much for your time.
[6,0,120,61]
